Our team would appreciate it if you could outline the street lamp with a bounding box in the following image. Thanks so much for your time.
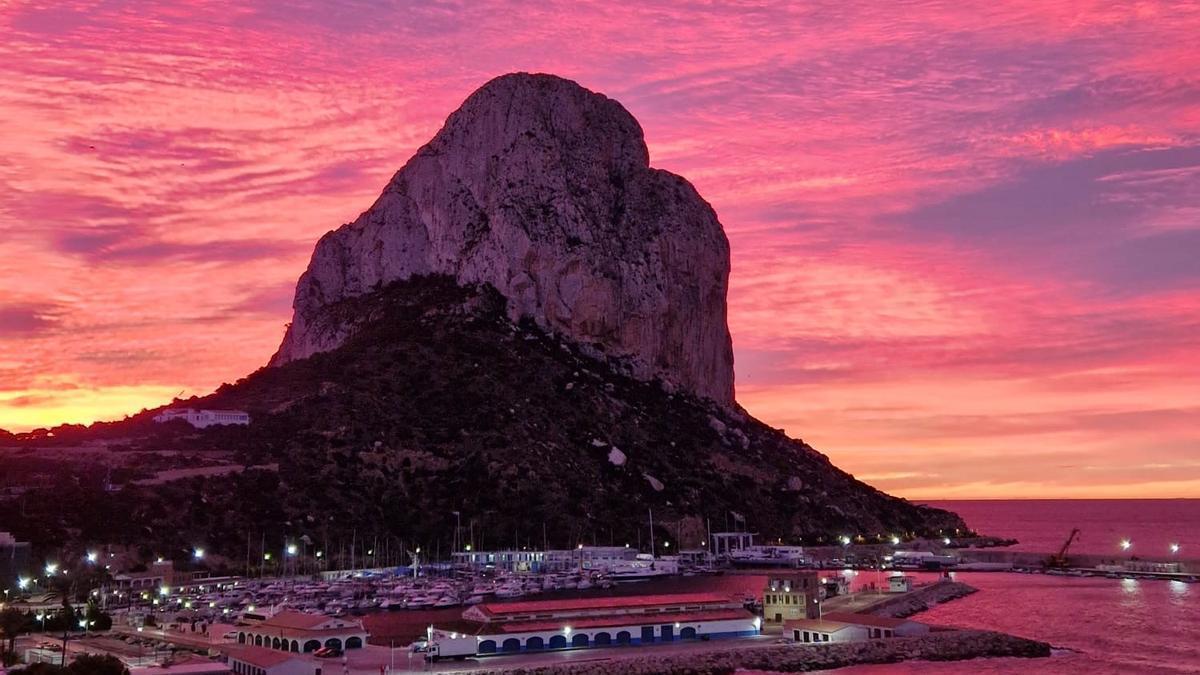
[890,536,900,545]
[1170,543,1180,555]
[85,551,97,564]
[44,563,58,576]
[193,548,205,560]
[286,544,297,556]
[1120,539,1132,551]
[18,576,30,590]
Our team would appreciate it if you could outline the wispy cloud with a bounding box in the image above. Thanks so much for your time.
[0,0,1197,497]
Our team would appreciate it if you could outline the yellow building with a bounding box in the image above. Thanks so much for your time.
[763,571,820,623]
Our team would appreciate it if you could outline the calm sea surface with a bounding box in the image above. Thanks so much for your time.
[367,500,1200,673]
[924,499,1200,557]
[778,499,1200,674]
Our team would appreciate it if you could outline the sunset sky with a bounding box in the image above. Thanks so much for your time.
[1,1,1198,499]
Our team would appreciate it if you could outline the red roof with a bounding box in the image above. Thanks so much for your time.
[259,611,342,631]
[230,646,304,667]
[782,618,856,633]
[439,608,754,636]
[476,592,738,617]
[821,612,915,629]
[498,608,753,633]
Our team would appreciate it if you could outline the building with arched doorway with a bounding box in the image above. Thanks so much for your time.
[235,611,368,654]
[425,592,759,658]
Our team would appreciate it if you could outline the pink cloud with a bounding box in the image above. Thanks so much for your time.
[0,0,1198,497]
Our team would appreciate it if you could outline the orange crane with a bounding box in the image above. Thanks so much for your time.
[1046,528,1081,568]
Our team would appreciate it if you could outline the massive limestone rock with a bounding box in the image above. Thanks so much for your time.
[271,72,735,403]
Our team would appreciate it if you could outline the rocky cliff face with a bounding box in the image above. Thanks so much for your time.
[271,73,735,403]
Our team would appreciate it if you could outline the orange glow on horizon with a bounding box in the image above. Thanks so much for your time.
[1,1,1198,499]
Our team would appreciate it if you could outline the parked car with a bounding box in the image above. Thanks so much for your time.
[313,647,343,658]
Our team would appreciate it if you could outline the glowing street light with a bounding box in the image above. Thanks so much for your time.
[839,535,851,546]
[193,548,205,560]
[159,586,170,597]
[286,544,298,556]
[315,551,323,558]
[44,563,58,576]
[942,537,952,546]
[17,576,30,590]
[263,553,272,561]
[890,536,900,545]
[1170,543,1180,555]
[1120,539,1132,551]
[85,551,98,564]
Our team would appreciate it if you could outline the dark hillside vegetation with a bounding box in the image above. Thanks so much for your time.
[0,275,966,563]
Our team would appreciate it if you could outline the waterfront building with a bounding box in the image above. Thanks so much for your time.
[452,546,637,573]
[453,549,545,572]
[235,611,367,653]
[153,408,251,428]
[763,571,820,623]
[710,532,755,557]
[428,592,759,655]
[227,646,309,675]
[730,545,810,568]
[785,612,929,643]
[545,546,638,572]
[114,559,177,592]
[0,532,31,590]
[888,575,913,593]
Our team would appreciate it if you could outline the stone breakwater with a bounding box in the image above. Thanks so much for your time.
[459,630,1051,674]
[867,581,978,618]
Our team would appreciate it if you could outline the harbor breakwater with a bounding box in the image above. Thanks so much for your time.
[864,581,977,618]
[459,630,1052,674]
[956,548,1200,574]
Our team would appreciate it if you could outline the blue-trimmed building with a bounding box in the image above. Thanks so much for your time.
[426,592,760,657]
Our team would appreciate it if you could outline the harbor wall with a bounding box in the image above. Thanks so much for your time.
[462,629,1051,674]
[957,549,1200,574]
[862,580,977,618]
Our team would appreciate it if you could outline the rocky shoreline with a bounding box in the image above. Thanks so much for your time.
[461,630,1051,674]
[866,580,979,618]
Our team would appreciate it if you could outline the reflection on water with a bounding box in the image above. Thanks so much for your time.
[822,572,1199,675]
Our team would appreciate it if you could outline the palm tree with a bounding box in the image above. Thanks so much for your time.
[0,606,27,656]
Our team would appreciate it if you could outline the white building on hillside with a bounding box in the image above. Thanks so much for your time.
[153,408,251,428]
